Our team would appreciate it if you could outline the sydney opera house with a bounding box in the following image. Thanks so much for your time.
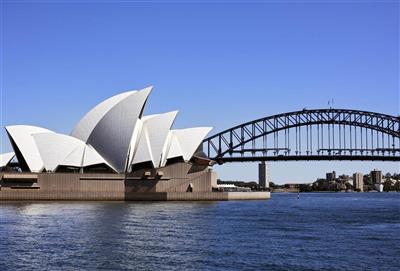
[0,86,268,201]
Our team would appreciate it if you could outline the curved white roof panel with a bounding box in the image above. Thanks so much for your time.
[166,134,184,160]
[33,133,85,171]
[130,119,152,166]
[83,145,110,168]
[127,118,144,168]
[71,91,136,142]
[62,143,85,168]
[167,127,213,161]
[3,86,212,173]
[5,125,55,172]
[0,152,15,168]
[33,133,112,172]
[71,86,153,141]
[86,87,152,172]
[132,111,178,168]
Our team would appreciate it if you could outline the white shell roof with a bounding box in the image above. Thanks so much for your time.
[33,132,112,172]
[128,119,149,166]
[33,133,85,171]
[5,125,55,172]
[83,145,110,167]
[61,143,85,168]
[0,152,15,168]
[166,127,213,161]
[127,117,144,168]
[4,86,213,173]
[71,90,138,142]
[86,87,152,172]
[166,134,184,160]
[132,111,178,168]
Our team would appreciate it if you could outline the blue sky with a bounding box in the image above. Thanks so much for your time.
[1,0,399,183]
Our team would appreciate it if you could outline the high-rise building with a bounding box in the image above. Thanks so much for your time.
[371,170,382,184]
[353,172,364,192]
[258,162,269,188]
[326,171,336,182]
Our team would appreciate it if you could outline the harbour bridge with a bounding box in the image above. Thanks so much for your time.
[202,109,400,164]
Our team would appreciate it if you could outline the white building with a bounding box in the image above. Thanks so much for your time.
[2,86,212,174]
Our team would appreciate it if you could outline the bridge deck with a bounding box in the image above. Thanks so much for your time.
[218,155,400,163]
[203,108,400,162]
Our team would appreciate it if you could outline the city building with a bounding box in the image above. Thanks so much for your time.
[371,170,382,184]
[326,171,336,182]
[0,87,270,201]
[353,172,364,192]
[258,162,270,188]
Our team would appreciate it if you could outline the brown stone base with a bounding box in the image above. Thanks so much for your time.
[0,191,270,201]
[0,162,270,201]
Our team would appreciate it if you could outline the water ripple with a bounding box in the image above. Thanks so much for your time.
[0,193,399,270]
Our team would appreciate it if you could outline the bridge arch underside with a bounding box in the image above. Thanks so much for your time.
[203,109,400,163]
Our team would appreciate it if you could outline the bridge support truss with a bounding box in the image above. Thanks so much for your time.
[203,109,400,164]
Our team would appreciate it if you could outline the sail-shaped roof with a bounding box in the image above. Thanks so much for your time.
[33,133,85,171]
[87,88,152,172]
[132,111,178,168]
[71,87,152,172]
[83,145,110,167]
[71,90,137,142]
[5,125,55,172]
[0,152,15,168]
[3,86,212,173]
[166,127,213,161]
[33,132,112,172]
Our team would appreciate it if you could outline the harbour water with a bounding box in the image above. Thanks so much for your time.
[1,193,399,270]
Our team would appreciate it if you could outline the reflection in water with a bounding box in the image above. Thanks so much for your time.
[1,194,399,270]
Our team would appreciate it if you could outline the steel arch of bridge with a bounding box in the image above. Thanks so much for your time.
[202,109,400,164]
